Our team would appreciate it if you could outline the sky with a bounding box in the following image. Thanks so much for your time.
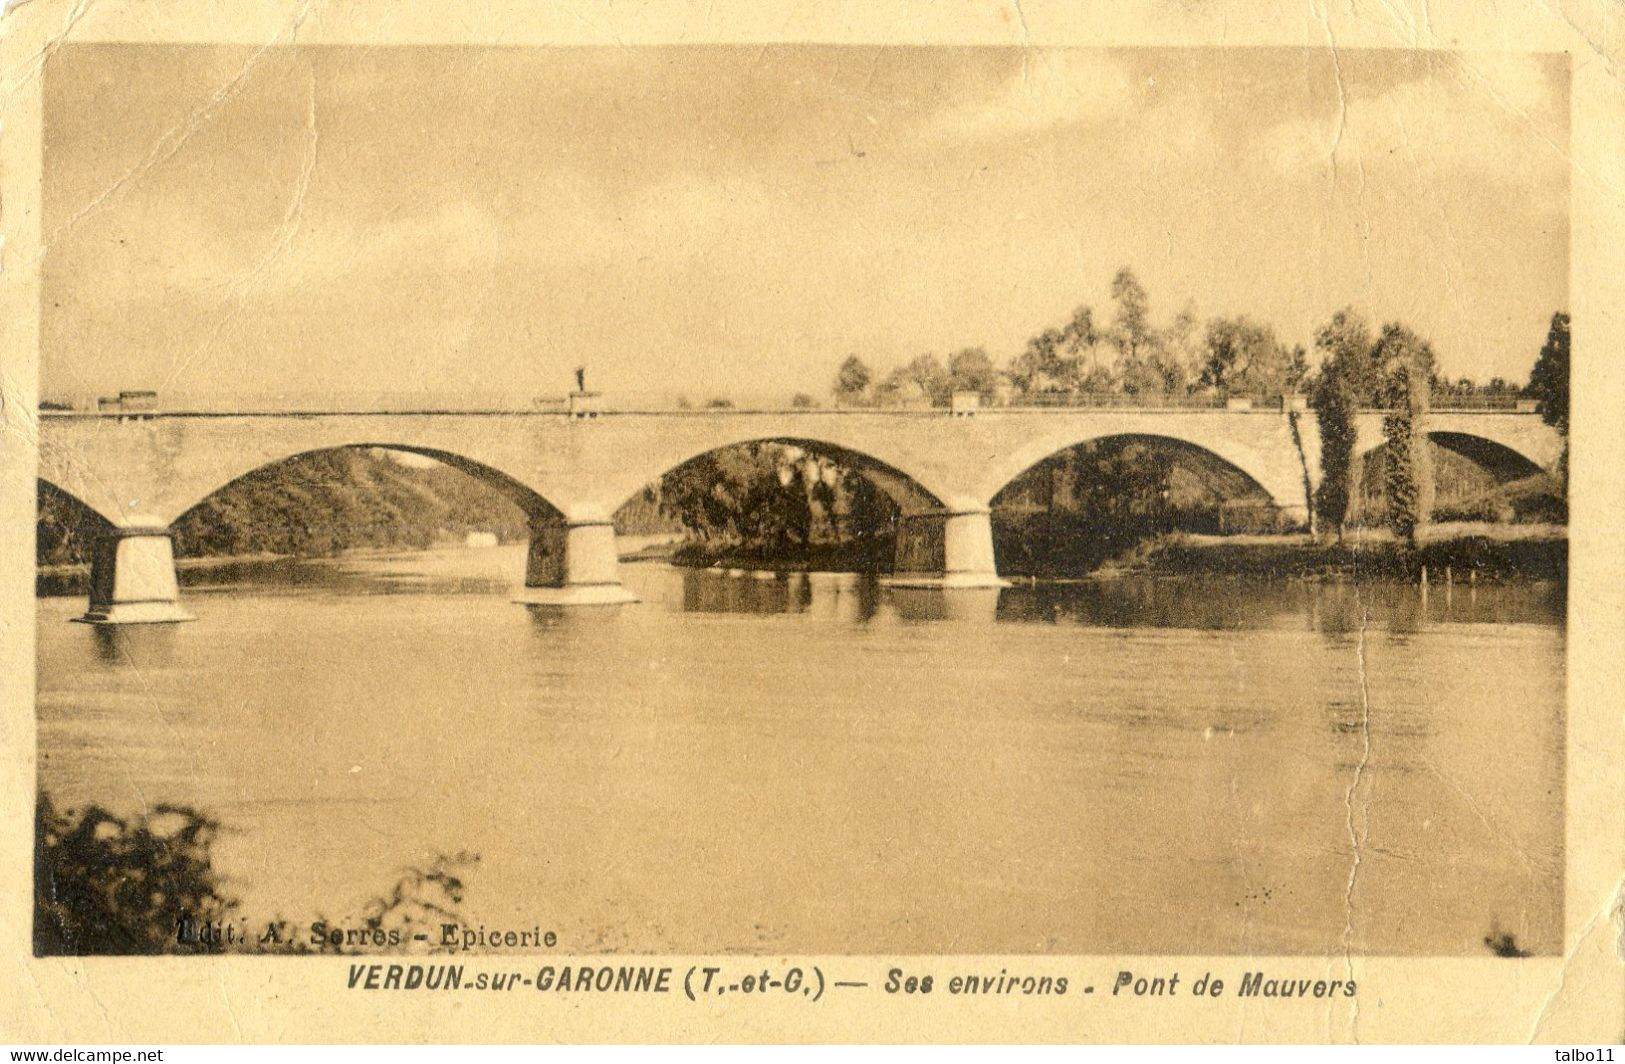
[41,44,1569,405]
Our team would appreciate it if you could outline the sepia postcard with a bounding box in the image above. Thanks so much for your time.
[2,0,1621,1046]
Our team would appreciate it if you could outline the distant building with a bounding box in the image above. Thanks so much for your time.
[97,390,159,417]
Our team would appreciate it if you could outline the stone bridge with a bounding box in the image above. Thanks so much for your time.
[35,406,1561,622]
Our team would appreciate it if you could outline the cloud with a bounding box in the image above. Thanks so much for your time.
[62,161,788,317]
[308,174,775,281]
[620,173,776,255]
[1257,52,1564,181]
[923,51,1139,142]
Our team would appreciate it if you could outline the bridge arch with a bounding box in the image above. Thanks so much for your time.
[974,429,1309,519]
[166,444,564,531]
[611,435,999,587]
[1355,428,1549,479]
[605,434,948,518]
[1425,432,1547,480]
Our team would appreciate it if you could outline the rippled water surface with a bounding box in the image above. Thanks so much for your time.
[36,545,1565,954]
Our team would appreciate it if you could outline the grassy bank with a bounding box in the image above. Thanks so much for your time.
[663,522,1565,584]
[1106,525,1566,583]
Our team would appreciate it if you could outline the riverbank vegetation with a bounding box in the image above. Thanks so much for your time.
[34,792,479,956]
[1102,526,1566,583]
[645,442,896,552]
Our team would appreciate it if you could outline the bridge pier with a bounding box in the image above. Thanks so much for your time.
[515,517,638,606]
[77,525,193,624]
[885,507,1010,589]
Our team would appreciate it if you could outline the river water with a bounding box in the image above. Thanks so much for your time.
[36,545,1565,955]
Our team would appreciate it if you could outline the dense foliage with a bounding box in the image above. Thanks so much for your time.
[649,442,897,555]
[1310,312,1449,541]
[1527,311,1570,435]
[35,795,236,955]
[1526,310,1570,489]
[172,449,532,559]
[1309,310,1371,536]
[1375,327,1436,544]
[828,266,1548,444]
[36,482,110,567]
[991,438,1283,576]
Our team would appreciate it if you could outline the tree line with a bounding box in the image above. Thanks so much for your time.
[820,266,1569,547]
[824,267,1555,411]
[831,268,1306,408]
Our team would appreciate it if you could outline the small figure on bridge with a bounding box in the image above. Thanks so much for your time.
[575,366,587,393]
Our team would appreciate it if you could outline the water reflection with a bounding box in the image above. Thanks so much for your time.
[665,566,1564,634]
[676,569,882,623]
[680,569,797,615]
[88,622,181,667]
[520,601,634,635]
[41,548,1566,634]
[887,586,1002,625]
[39,551,521,600]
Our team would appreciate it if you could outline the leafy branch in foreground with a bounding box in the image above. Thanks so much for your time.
[35,792,481,956]
[34,794,236,955]
[301,852,481,955]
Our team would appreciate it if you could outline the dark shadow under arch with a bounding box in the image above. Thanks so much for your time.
[1426,432,1546,481]
[990,433,1278,513]
[987,434,1289,578]
[618,436,945,517]
[616,438,941,568]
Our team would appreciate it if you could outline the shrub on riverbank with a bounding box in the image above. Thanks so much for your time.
[1107,529,1566,583]
[1429,472,1567,525]
[989,506,1296,577]
[671,535,896,573]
